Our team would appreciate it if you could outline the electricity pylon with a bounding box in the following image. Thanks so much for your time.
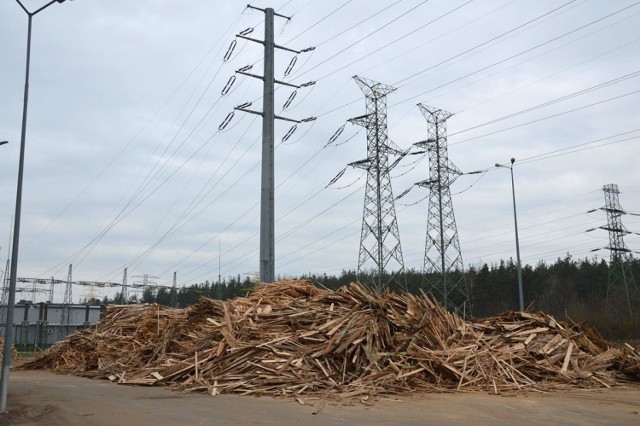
[0,260,9,326]
[348,76,406,292]
[414,104,469,315]
[59,264,73,339]
[599,184,638,317]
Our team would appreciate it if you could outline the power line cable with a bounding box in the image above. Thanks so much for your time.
[390,1,640,106]
[449,89,640,146]
[282,0,355,44]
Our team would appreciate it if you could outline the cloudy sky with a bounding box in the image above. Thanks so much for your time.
[1,0,639,302]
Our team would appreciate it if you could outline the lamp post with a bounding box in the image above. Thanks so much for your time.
[1,0,69,413]
[495,158,524,312]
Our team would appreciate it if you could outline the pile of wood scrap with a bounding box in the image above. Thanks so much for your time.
[0,338,18,362]
[21,280,640,399]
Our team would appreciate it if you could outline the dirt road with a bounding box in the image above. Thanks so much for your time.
[1,370,639,425]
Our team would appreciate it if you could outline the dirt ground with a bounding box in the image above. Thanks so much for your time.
[1,370,639,426]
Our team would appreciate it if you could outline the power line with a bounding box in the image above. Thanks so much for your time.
[392,0,580,87]
[282,0,355,44]
[449,89,640,146]
[448,70,640,137]
[296,0,431,79]
[391,1,640,106]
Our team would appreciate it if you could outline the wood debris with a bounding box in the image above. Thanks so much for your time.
[0,338,18,361]
[21,280,640,399]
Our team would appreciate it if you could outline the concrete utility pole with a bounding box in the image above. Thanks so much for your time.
[233,5,314,284]
[121,268,128,303]
[172,271,177,308]
[261,7,276,284]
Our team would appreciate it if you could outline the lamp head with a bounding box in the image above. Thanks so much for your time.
[0,141,8,146]
[510,158,516,164]
[494,163,501,168]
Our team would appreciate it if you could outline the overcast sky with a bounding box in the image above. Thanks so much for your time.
[1,0,639,302]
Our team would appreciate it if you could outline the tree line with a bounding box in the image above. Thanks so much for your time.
[102,255,640,340]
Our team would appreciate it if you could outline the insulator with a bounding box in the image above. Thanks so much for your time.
[223,39,237,61]
[218,111,234,130]
[239,27,254,36]
[389,153,407,170]
[282,90,297,110]
[328,124,345,143]
[284,55,298,77]
[395,187,412,200]
[301,117,317,123]
[238,65,253,73]
[300,81,316,87]
[282,124,297,142]
[300,46,316,53]
[221,75,236,95]
[326,168,346,187]
[236,102,252,109]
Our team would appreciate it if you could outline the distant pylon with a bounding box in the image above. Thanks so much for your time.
[414,104,469,315]
[59,264,73,339]
[0,260,9,325]
[348,76,406,292]
[600,184,638,317]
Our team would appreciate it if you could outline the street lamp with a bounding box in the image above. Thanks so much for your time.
[0,141,8,146]
[1,0,70,414]
[495,158,524,312]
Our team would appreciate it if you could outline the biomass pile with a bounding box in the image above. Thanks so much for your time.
[0,338,18,362]
[22,280,640,399]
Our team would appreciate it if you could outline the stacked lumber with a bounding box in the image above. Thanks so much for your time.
[22,280,640,399]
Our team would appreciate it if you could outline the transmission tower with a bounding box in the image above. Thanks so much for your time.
[414,104,469,315]
[347,76,406,292]
[59,264,73,339]
[0,260,9,326]
[133,274,160,301]
[599,184,638,317]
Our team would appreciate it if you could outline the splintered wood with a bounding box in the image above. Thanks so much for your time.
[22,280,640,399]
[0,338,18,362]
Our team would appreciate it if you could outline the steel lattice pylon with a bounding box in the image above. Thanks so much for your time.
[601,184,638,317]
[348,76,406,292]
[0,260,9,327]
[59,264,73,339]
[414,104,469,315]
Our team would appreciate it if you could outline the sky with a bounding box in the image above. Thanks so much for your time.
[1,0,639,303]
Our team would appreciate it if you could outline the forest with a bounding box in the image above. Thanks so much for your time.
[104,255,640,340]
